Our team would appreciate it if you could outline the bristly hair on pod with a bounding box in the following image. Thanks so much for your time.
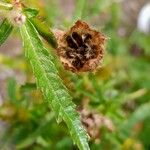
[55,20,107,73]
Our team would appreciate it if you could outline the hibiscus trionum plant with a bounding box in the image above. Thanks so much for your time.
[0,1,106,149]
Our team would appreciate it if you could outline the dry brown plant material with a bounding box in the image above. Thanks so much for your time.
[78,108,115,143]
[56,20,106,72]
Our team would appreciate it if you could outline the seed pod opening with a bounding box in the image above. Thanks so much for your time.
[57,20,107,72]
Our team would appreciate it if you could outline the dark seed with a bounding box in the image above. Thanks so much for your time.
[66,36,78,49]
[83,44,88,49]
[72,57,84,69]
[92,45,97,50]
[83,33,92,42]
[72,32,83,47]
[90,54,96,59]
[76,47,85,55]
[66,49,75,58]
[90,50,97,59]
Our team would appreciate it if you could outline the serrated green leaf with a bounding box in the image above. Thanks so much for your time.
[30,18,57,49]
[20,20,90,150]
[0,19,13,46]
[23,8,39,18]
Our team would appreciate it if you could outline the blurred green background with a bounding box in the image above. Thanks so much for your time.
[0,0,150,149]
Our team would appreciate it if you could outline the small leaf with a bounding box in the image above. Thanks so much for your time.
[23,8,39,18]
[7,77,17,102]
[0,19,13,46]
[20,83,37,91]
[30,18,58,49]
[0,1,13,10]
[20,20,90,150]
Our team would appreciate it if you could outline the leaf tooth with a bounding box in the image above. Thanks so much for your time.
[56,108,63,123]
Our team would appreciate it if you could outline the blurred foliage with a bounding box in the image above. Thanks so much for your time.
[0,0,150,149]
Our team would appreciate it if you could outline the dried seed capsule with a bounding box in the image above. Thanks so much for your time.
[56,20,107,72]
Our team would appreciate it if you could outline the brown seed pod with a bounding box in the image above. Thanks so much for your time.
[56,20,107,72]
